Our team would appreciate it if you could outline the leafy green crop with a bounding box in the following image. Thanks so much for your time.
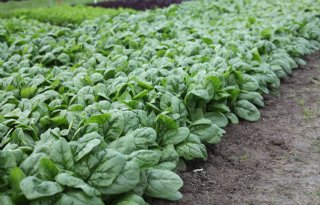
[0,0,320,204]
[0,0,97,14]
[1,5,135,26]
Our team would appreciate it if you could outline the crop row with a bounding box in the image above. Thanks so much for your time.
[1,0,320,204]
[1,5,135,26]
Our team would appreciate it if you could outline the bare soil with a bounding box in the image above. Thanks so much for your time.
[152,52,320,205]
[88,0,182,10]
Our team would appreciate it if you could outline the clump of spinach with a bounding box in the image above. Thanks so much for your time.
[1,0,320,204]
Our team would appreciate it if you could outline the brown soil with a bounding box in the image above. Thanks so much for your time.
[88,0,182,10]
[151,52,320,205]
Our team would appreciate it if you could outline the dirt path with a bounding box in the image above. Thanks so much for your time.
[152,52,320,205]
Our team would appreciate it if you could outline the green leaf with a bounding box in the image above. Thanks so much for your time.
[112,193,147,205]
[105,112,124,141]
[238,91,264,107]
[99,161,140,194]
[20,176,63,200]
[20,87,37,99]
[88,149,126,190]
[132,171,147,196]
[20,153,46,176]
[50,138,74,171]
[189,118,225,143]
[0,150,17,170]
[56,191,104,205]
[9,167,25,192]
[176,134,207,160]
[185,89,211,109]
[165,76,186,96]
[171,96,188,119]
[38,158,59,180]
[156,113,177,130]
[42,53,55,65]
[157,145,179,170]
[72,132,102,162]
[162,127,190,145]
[133,127,157,149]
[85,113,110,124]
[160,92,172,110]
[108,134,136,154]
[57,53,70,64]
[272,59,292,75]
[226,112,239,124]
[0,195,14,205]
[204,112,228,128]
[145,169,183,200]
[234,100,260,122]
[55,173,100,197]
[251,47,261,63]
[129,150,161,169]
[29,196,58,205]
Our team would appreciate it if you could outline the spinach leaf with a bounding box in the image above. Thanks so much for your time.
[50,138,74,171]
[20,176,63,200]
[145,169,183,200]
[88,149,126,191]
[234,100,261,122]
[55,191,104,205]
[55,173,100,197]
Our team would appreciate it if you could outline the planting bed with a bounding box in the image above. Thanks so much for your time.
[0,0,320,204]
[152,52,320,204]
[1,5,134,26]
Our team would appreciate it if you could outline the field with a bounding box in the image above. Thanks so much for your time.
[0,0,320,204]
[0,0,96,13]
[153,52,320,204]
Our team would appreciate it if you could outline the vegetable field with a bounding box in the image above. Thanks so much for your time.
[0,0,320,204]
[0,0,95,14]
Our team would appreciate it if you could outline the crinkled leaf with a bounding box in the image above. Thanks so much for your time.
[72,132,102,162]
[190,118,225,143]
[20,87,37,99]
[145,169,183,200]
[20,153,46,176]
[99,161,140,194]
[176,134,207,160]
[129,150,161,169]
[234,100,260,122]
[132,127,157,149]
[112,193,148,205]
[204,112,228,128]
[9,167,25,192]
[50,138,74,171]
[89,149,126,190]
[108,134,136,154]
[162,127,190,145]
[38,158,59,181]
[55,191,104,205]
[105,112,124,141]
[55,173,100,197]
[20,176,63,200]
